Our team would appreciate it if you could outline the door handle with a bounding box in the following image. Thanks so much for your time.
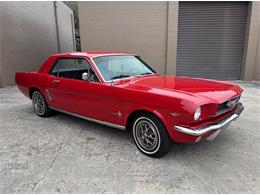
[52,79,60,84]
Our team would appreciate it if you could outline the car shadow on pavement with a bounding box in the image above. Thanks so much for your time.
[50,110,229,160]
[17,106,232,161]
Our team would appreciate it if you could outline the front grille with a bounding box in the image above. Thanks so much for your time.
[216,95,240,116]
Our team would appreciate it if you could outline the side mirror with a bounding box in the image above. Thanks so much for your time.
[82,72,89,81]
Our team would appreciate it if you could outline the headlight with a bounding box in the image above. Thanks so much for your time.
[194,107,201,120]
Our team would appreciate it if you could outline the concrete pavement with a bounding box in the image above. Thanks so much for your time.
[0,82,259,193]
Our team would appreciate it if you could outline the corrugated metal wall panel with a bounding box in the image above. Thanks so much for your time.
[176,2,248,80]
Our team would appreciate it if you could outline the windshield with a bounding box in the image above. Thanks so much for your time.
[92,55,156,81]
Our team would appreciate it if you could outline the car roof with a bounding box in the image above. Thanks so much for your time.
[51,51,135,58]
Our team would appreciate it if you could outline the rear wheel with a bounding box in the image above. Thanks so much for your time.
[32,91,52,117]
[132,113,171,158]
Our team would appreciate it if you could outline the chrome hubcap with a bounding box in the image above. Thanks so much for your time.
[32,92,45,115]
[134,118,159,152]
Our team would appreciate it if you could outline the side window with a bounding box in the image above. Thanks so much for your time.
[51,58,99,82]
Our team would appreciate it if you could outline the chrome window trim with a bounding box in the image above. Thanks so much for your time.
[50,106,125,130]
[89,58,107,83]
[91,53,137,59]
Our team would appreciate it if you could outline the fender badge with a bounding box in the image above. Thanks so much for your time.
[171,112,180,117]
[111,111,122,118]
[45,89,52,101]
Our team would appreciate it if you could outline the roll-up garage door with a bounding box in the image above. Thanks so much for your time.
[176,2,248,80]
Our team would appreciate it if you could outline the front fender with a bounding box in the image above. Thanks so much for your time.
[124,105,185,141]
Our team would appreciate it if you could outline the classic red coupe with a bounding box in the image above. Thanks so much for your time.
[15,52,244,157]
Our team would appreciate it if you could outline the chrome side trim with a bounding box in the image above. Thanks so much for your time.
[49,107,125,130]
[174,103,244,136]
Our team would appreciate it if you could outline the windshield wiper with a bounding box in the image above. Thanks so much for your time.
[140,72,153,75]
[110,74,130,80]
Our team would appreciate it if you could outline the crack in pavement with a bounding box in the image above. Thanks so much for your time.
[31,143,62,191]
[30,128,83,192]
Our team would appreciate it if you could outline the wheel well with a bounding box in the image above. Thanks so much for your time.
[29,87,40,99]
[126,109,172,142]
[126,110,159,131]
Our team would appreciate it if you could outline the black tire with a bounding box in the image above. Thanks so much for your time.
[132,112,171,158]
[32,91,52,117]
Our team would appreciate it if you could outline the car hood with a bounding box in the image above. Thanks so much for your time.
[114,75,243,104]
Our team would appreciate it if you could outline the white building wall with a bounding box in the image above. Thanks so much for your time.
[78,2,171,74]
[0,2,75,87]
[0,4,2,88]
[56,2,76,52]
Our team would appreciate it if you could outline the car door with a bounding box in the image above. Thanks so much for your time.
[47,57,110,121]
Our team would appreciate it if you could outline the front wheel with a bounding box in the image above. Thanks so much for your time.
[32,91,52,117]
[132,113,171,158]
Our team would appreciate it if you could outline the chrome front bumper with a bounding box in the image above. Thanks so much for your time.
[174,103,244,136]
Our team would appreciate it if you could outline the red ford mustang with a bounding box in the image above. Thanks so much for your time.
[15,52,244,157]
